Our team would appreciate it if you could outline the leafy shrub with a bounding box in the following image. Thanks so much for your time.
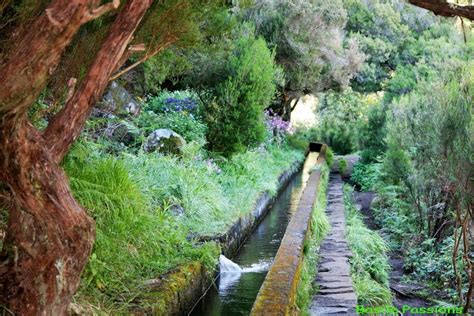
[377,65,473,302]
[145,90,200,115]
[286,133,308,151]
[325,147,334,167]
[338,159,348,174]
[286,127,321,151]
[141,50,191,95]
[371,184,419,250]
[137,110,207,146]
[351,162,382,192]
[358,102,386,163]
[203,34,278,156]
[137,90,207,145]
[316,90,368,154]
[404,237,466,295]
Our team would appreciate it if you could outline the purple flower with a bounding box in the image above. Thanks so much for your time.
[265,109,291,133]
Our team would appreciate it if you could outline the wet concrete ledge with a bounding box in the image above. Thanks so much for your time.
[131,262,209,315]
[133,154,307,315]
[251,147,326,316]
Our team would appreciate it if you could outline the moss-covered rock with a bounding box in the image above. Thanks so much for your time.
[143,129,186,155]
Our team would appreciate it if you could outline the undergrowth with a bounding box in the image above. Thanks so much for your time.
[63,140,304,311]
[350,161,382,192]
[125,143,304,236]
[343,185,393,307]
[63,142,220,312]
[296,162,330,313]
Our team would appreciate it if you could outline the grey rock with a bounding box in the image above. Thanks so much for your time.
[104,121,140,146]
[143,129,186,155]
[100,81,140,117]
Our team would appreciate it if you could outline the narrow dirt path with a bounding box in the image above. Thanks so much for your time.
[309,173,357,315]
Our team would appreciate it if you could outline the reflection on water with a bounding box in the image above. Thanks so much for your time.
[190,152,318,316]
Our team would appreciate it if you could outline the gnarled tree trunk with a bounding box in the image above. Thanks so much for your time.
[0,0,152,314]
[0,118,95,314]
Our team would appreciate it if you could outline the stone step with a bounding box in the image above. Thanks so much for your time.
[310,173,357,316]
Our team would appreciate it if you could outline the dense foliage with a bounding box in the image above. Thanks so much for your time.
[137,90,208,145]
[308,0,473,310]
[64,121,303,311]
[376,65,473,301]
[202,35,279,156]
[244,0,364,97]
[1,0,472,313]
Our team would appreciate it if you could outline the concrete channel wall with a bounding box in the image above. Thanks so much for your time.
[201,156,306,258]
[133,154,308,315]
[251,144,327,315]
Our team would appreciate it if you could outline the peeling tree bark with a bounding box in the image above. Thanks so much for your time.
[408,0,474,21]
[0,119,96,315]
[0,0,152,314]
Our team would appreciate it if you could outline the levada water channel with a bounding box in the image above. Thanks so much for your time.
[190,152,319,315]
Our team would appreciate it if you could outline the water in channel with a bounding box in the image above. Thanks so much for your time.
[190,152,319,315]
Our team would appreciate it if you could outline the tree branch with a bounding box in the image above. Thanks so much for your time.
[108,0,189,81]
[83,0,120,22]
[109,37,176,81]
[111,42,146,75]
[408,0,474,21]
[0,1,92,118]
[44,0,153,163]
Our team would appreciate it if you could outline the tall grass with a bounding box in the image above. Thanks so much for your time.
[343,185,393,306]
[296,163,330,313]
[63,140,305,311]
[64,142,219,311]
[124,143,304,236]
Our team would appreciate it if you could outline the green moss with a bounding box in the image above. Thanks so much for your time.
[139,262,209,314]
[296,162,330,314]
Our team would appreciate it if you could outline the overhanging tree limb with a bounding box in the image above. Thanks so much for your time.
[0,0,118,118]
[44,0,153,163]
[109,1,189,81]
[408,0,474,21]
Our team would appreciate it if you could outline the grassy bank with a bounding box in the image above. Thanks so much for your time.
[64,141,304,312]
[343,185,392,307]
[296,162,330,313]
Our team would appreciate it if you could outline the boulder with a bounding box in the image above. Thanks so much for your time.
[143,129,186,155]
[100,81,140,117]
[104,120,140,146]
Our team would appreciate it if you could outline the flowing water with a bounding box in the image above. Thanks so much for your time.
[190,152,319,315]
